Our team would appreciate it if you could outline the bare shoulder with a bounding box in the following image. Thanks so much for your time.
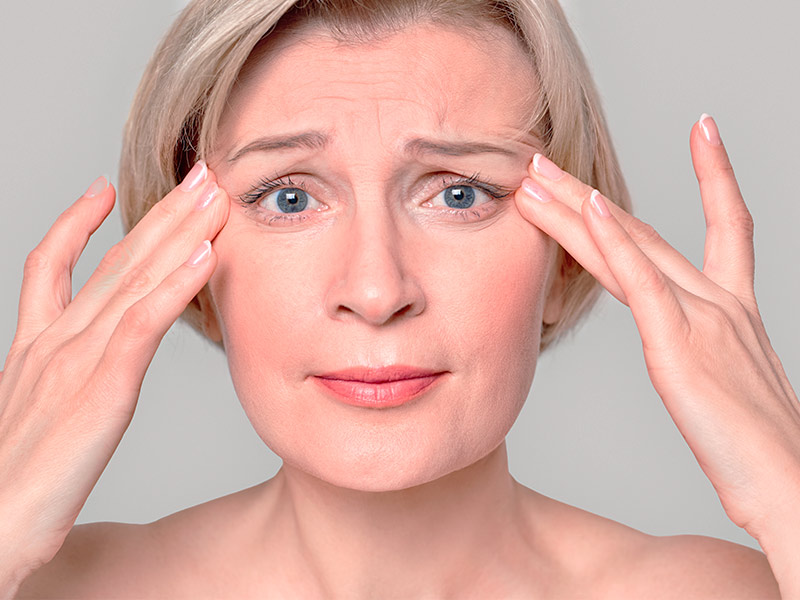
[15,482,270,599]
[519,489,780,598]
[14,521,156,599]
[603,533,780,599]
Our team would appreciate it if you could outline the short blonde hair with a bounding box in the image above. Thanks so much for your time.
[118,0,631,353]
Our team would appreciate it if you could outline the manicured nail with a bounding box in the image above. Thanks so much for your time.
[85,175,110,198]
[533,154,565,181]
[180,160,208,192]
[590,190,611,218]
[195,182,218,210]
[699,114,722,146]
[186,240,211,266]
[521,178,552,203]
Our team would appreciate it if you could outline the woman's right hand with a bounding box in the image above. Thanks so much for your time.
[0,162,229,589]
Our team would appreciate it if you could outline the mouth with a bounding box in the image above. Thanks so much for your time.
[312,366,447,408]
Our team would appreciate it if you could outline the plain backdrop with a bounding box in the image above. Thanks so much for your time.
[1,2,798,553]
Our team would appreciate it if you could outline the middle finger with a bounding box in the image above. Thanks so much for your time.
[518,154,715,301]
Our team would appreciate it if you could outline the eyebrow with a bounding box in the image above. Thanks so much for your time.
[227,130,523,163]
[228,131,329,163]
[402,137,519,158]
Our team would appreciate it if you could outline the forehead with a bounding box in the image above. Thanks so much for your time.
[217,22,541,154]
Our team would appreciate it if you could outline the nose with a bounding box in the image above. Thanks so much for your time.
[324,206,425,326]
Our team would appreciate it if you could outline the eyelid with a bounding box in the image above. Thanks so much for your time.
[238,172,511,204]
[236,171,513,227]
[237,174,307,205]
[432,172,513,200]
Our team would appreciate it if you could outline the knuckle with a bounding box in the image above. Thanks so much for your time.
[633,262,669,297]
[97,241,135,278]
[121,266,157,297]
[119,302,156,339]
[149,199,181,226]
[720,292,752,323]
[713,159,736,178]
[18,338,51,370]
[23,247,51,278]
[727,208,755,239]
[162,271,194,305]
[627,219,662,247]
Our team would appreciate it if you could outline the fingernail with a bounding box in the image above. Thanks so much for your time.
[699,114,723,146]
[521,178,552,203]
[195,182,218,210]
[180,160,208,192]
[186,240,211,267]
[590,190,611,218]
[533,153,565,181]
[85,175,110,198]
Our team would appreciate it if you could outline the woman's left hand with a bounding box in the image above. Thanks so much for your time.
[514,114,800,549]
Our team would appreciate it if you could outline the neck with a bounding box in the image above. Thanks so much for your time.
[261,442,539,597]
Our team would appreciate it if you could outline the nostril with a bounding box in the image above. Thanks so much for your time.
[393,304,414,319]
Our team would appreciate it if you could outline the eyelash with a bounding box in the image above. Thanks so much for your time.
[236,173,513,225]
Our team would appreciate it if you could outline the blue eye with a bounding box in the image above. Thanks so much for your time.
[430,185,491,211]
[238,173,512,227]
[261,187,323,214]
[262,188,309,213]
[422,176,513,223]
[442,185,476,209]
[237,177,327,226]
[238,176,325,217]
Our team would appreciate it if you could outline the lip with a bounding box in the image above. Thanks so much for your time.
[313,366,446,408]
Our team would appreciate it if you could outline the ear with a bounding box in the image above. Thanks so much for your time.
[189,285,223,343]
[542,247,569,326]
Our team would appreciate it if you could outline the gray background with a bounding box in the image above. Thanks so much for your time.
[1,2,797,552]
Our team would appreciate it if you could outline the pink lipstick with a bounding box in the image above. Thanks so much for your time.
[313,366,445,408]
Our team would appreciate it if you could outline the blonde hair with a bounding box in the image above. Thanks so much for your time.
[118,0,631,353]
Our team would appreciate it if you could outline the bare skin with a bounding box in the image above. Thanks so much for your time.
[18,444,778,598]
[4,20,786,600]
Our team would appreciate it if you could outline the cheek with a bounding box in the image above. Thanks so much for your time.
[425,221,554,366]
[206,223,322,426]
[210,231,318,356]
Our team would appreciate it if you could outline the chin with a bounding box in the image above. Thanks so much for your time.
[265,413,513,493]
[282,454,471,493]
[230,355,533,494]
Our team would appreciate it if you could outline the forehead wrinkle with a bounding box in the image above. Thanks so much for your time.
[221,23,544,170]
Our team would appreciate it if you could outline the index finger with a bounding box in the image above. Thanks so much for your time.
[692,114,756,301]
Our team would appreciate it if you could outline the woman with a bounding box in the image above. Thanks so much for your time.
[2,0,797,597]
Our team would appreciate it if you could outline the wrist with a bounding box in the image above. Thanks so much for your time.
[760,537,800,600]
[0,561,29,600]
[0,509,47,598]
[755,478,800,598]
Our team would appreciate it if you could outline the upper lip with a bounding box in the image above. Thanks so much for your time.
[314,365,445,383]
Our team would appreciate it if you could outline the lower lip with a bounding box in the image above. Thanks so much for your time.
[313,374,443,408]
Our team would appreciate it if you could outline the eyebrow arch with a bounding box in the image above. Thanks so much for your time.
[228,130,329,163]
[403,137,519,158]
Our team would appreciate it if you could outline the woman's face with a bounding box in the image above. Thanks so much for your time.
[204,22,564,491]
